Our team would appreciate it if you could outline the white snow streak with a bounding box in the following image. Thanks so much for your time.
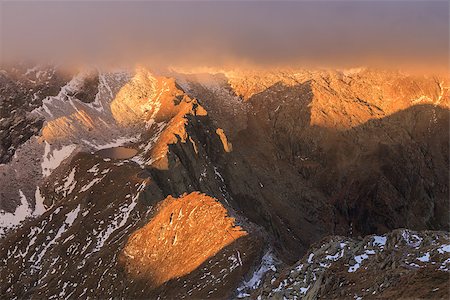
[41,142,77,177]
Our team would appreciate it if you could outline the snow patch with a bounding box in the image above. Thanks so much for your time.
[58,168,77,197]
[437,244,450,254]
[79,176,106,193]
[81,135,140,150]
[87,164,99,173]
[373,236,387,248]
[41,142,77,177]
[65,204,81,227]
[34,186,47,216]
[237,250,277,295]
[417,252,430,263]
[0,190,32,237]
[348,249,376,273]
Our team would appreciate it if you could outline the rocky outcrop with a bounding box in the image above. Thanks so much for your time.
[244,229,450,299]
[120,192,262,299]
[121,192,248,286]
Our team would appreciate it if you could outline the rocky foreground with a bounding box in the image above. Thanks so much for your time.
[241,229,449,299]
[0,65,449,298]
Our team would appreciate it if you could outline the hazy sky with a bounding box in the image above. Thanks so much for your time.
[1,1,448,69]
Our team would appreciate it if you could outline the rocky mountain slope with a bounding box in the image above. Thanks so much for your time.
[0,65,448,299]
[242,229,449,299]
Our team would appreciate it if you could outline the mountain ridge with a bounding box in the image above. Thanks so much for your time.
[0,65,448,299]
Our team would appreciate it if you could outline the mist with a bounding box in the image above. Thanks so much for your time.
[1,0,448,70]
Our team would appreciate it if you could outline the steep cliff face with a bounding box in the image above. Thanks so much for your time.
[0,65,448,299]
[204,69,449,261]
[163,68,449,264]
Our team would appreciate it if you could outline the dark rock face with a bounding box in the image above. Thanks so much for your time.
[329,105,449,235]
[219,78,449,262]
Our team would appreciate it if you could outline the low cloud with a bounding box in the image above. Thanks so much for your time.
[1,1,448,70]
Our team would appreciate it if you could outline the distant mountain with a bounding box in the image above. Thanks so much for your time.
[0,65,448,299]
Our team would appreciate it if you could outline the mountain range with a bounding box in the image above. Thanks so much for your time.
[0,64,449,299]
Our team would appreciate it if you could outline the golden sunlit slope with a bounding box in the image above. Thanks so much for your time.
[41,109,95,141]
[120,192,247,287]
[223,68,449,129]
[111,67,185,126]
